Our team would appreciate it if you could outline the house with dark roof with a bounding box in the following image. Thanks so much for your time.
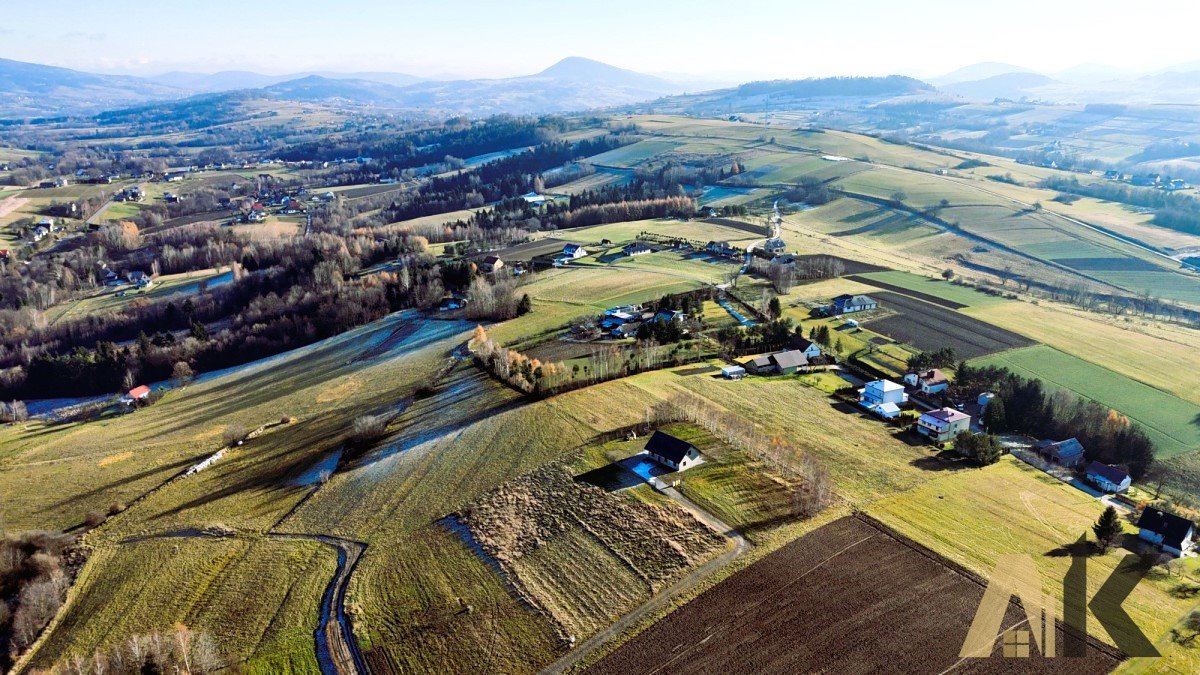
[562,243,587,259]
[1035,438,1085,468]
[1085,462,1131,493]
[1137,509,1196,557]
[788,335,822,360]
[623,242,651,257]
[743,355,774,375]
[644,430,702,471]
[769,350,808,375]
[480,255,504,274]
[830,294,877,314]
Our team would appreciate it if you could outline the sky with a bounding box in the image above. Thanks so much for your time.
[3,0,1200,81]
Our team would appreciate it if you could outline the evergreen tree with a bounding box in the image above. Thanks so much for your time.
[1092,506,1123,551]
[982,396,1007,432]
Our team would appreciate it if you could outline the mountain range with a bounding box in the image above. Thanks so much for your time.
[0,56,684,118]
[930,60,1200,104]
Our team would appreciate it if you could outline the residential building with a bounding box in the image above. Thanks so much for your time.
[121,385,152,405]
[480,255,504,273]
[764,237,786,254]
[859,379,908,407]
[788,335,822,360]
[904,369,949,395]
[521,192,548,205]
[1137,509,1196,557]
[1085,462,1131,493]
[705,241,739,258]
[768,350,808,375]
[623,242,651,256]
[645,430,703,471]
[562,243,587,260]
[1035,438,1085,467]
[867,402,901,419]
[830,294,878,314]
[916,407,972,443]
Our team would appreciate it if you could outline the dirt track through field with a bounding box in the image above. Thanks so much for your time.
[0,195,28,219]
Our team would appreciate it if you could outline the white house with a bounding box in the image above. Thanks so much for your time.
[1137,509,1195,557]
[1085,461,1131,494]
[623,242,651,256]
[831,294,878,314]
[562,243,587,260]
[521,192,549,205]
[789,336,822,361]
[859,379,907,407]
[868,401,902,419]
[916,407,971,443]
[645,430,703,472]
[904,369,950,395]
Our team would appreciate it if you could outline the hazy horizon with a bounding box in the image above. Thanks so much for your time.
[4,0,1200,82]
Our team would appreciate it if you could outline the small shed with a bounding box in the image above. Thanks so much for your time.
[720,365,746,380]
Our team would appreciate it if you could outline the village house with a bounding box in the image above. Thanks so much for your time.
[1137,509,1196,557]
[904,369,949,395]
[623,242,651,257]
[480,255,504,274]
[1085,461,1131,493]
[830,294,878,314]
[860,379,907,408]
[652,309,686,325]
[916,407,971,443]
[1103,170,1123,180]
[562,243,587,259]
[1166,178,1190,191]
[645,430,703,472]
[787,336,822,360]
[128,271,152,288]
[1035,438,1086,468]
[121,385,152,405]
[764,237,786,254]
[31,226,48,242]
[705,241,739,258]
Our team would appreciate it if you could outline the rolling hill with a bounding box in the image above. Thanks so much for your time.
[0,58,188,117]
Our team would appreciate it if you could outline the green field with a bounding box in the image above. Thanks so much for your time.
[853,270,1010,307]
[869,457,1200,674]
[974,345,1200,457]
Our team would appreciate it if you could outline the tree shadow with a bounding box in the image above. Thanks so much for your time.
[1046,538,1098,558]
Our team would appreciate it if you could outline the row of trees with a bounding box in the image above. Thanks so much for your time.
[650,392,835,517]
[905,347,958,372]
[955,362,1156,478]
[46,625,223,675]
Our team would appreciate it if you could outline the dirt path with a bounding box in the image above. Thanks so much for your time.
[0,194,28,219]
[268,534,368,675]
[540,485,749,675]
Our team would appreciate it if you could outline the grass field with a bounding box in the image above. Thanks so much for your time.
[973,345,1200,458]
[868,457,1200,673]
[852,270,1010,307]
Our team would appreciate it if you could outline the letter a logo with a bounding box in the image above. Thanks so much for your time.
[960,555,1056,658]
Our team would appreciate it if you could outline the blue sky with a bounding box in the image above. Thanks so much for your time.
[3,0,1199,79]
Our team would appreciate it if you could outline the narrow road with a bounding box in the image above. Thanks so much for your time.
[540,485,749,675]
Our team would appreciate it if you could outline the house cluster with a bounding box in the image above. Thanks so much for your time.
[553,243,588,267]
[37,178,70,189]
[599,304,649,339]
[735,336,823,378]
[858,378,908,419]
[1034,436,1136,496]
[100,265,153,289]
[116,186,144,202]
[1111,172,1192,191]
[903,369,949,396]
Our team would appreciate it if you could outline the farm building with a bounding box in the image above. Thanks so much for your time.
[521,192,548,205]
[480,255,504,273]
[720,365,746,380]
[744,355,774,375]
[611,322,642,338]
[653,309,686,324]
[904,369,949,395]
[623,242,651,256]
[1085,462,1131,493]
[645,430,703,472]
[1137,509,1195,557]
[1035,438,1085,468]
[830,294,878,314]
[859,379,907,407]
[916,408,971,443]
[788,335,822,360]
[867,401,901,419]
[769,350,808,375]
[121,385,152,405]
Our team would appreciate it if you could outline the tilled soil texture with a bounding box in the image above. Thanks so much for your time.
[864,291,1036,359]
[588,514,1121,675]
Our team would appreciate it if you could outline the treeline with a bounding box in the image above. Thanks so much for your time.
[1041,175,1200,236]
[1,530,78,671]
[44,625,223,675]
[735,75,930,99]
[955,362,1155,478]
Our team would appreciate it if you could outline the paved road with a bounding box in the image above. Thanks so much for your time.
[540,484,749,675]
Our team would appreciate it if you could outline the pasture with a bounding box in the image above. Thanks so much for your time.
[972,345,1200,458]
[849,270,1010,307]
